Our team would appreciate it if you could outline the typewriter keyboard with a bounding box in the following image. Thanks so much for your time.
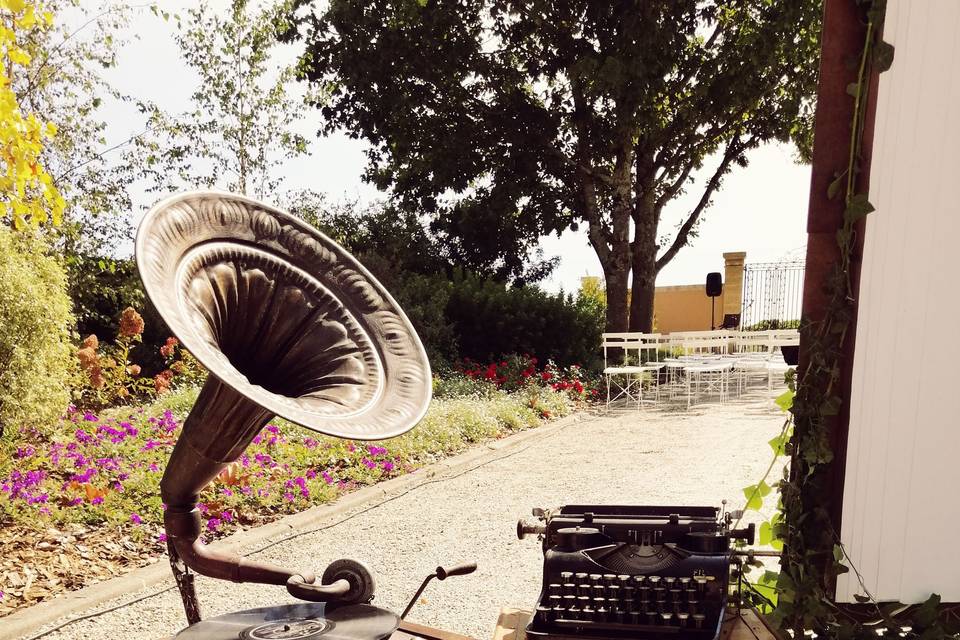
[534,572,720,633]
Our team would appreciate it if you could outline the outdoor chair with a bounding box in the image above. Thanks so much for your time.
[602,333,664,410]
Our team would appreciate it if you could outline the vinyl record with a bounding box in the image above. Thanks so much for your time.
[175,603,399,640]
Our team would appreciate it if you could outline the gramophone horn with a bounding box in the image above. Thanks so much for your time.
[135,191,431,607]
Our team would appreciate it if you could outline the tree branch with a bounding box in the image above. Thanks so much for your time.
[655,136,753,272]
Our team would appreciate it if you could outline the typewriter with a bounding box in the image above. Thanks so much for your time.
[517,505,755,640]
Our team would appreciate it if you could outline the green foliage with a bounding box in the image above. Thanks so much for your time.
[137,0,313,197]
[445,272,604,369]
[742,319,801,331]
[0,229,74,436]
[285,0,822,328]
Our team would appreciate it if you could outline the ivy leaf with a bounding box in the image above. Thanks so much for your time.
[768,433,787,456]
[833,544,845,563]
[820,395,842,416]
[758,521,773,545]
[770,537,784,551]
[757,480,772,497]
[874,40,895,73]
[742,485,764,511]
[853,593,871,603]
[827,173,845,200]
[775,390,794,412]
[844,193,875,224]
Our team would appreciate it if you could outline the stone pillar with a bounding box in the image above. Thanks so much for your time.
[722,252,747,327]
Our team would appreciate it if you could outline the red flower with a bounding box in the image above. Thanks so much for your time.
[573,381,584,394]
[541,371,552,382]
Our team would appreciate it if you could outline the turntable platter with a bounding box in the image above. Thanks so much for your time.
[175,603,399,640]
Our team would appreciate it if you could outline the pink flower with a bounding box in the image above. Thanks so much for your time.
[206,518,221,531]
[130,513,143,525]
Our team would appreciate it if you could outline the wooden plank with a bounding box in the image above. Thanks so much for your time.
[398,619,479,640]
[491,607,778,640]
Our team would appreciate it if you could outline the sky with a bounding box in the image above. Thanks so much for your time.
[91,1,811,294]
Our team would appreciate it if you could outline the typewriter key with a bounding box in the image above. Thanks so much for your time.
[677,612,690,628]
[603,573,616,583]
[670,588,682,602]
[537,606,552,623]
[596,606,608,622]
[693,613,706,629]
[577,595,591,607]
[617,574,631,585]
[567,606,581,620]
[672,601,681,615]
[577,583,591,597]
[563,582,576,596]
[633,575,646,586]
[575,572,589,581]
[593,597,605,610]
[548,595,563,608]
[686,588,697,601]
[688,599,699,614]
[648,575,661,585]
[660,612,674,626]
[548,583,562,596]
[589,573,602,584]
[645,610,658,625]
[592,585,605,599]
[663,576,676,586]
[655,587,667,602]
[607,584,620,600]
[560,571,574,581]
[679,577,691,587]
[611,607,624,623]
[553,606,566,621]
[629,610,641,625]
[623,585,635,599]
[582,606,594,621]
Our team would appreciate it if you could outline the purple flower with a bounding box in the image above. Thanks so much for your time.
[321,471,334,484]
[252,434,262,445]
[221,510,233,522]
[74,429,93,443]
[381,460,395,472]
[130,513,142,525]
[14,445,35,459]
[148,463,160,472]
[83,412,98,422]
[265,424,280,434]
[283,492,295,502]
[141,440,163,451]
[306,470,317,479]
[303,438,318,449]
[68,497,83,506]
[367,445,387,457]
[221,487,234,497]
[362,457,376,470]
[158,533,168,543]
[206,517,221,531]
[91,496,104,505]
[197,503,209,514]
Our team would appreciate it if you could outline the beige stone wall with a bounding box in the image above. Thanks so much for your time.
[579,251,746,333]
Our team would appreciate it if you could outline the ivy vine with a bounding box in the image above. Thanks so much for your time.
[736,1,960,637]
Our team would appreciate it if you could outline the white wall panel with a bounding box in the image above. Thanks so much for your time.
[837,0,960,603]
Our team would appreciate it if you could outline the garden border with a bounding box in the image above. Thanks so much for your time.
[3,412,585,640]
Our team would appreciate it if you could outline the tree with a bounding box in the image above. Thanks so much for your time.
[284,0,820,331]
[138,0,313,198]
[11,1,147,329]
[0,0,65,230]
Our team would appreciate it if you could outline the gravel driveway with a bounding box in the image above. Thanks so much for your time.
[24,390,787,640]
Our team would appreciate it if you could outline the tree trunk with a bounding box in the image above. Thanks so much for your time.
[604,264,630,333]
[629,255,656,333]
[629,201,659,332]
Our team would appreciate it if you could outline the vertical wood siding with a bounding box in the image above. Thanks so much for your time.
[838,0,960,603]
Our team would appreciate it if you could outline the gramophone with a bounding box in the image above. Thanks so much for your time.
[136,192,473,640]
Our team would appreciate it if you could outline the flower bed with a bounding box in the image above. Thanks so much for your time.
[0,382,573,616]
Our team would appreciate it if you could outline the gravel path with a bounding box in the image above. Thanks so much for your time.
[24,390,787,640]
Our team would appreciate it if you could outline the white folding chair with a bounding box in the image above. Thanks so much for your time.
[602,333,663,409]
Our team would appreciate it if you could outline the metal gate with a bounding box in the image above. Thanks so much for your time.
[739,261,805,330]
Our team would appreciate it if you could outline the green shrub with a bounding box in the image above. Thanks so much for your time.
[445,271,604,370]
[0,229,75,436]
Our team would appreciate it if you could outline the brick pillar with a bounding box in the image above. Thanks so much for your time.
[722,252,747,327]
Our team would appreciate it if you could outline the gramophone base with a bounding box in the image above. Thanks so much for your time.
[174,603,398,640]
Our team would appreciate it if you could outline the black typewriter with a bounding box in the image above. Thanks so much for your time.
[517,505,755,640]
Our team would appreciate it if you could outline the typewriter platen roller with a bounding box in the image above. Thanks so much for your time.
[518,505,754,640]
